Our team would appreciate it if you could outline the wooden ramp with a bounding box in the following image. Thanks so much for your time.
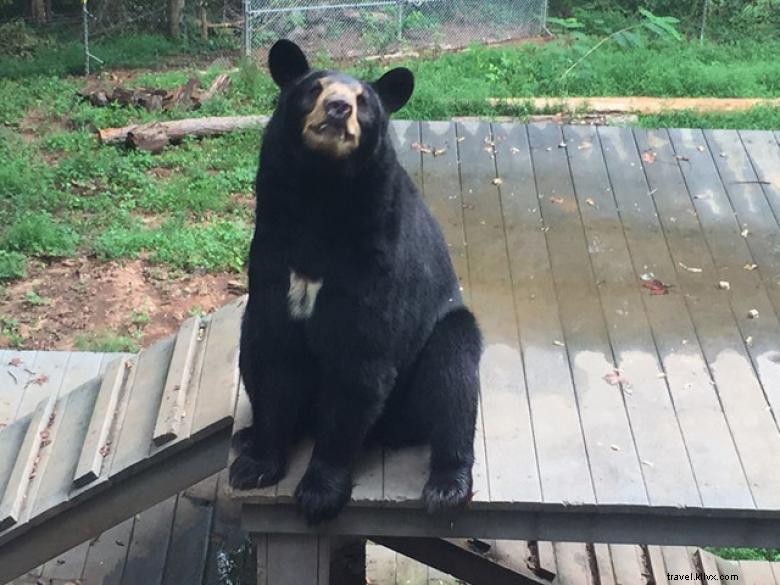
[234,122,780,551]
[0,298,245,583]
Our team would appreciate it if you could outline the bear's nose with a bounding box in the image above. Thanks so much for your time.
[325,98,353,121]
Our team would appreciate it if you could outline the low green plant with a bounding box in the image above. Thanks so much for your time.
[74,331,140,353]
[0,250,26,282]
[24,290,49,306]
[0,315,23,347]
[3,213,79,258]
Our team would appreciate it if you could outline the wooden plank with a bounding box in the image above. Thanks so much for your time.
[739,130,780,222]
[489,121,593,506]
[529,122,647,507]
[0,394,57,531]
[553,542,594,585]
[694,548,721,579]
[0,425,229,583]
[160,476,218,585]
[14,351,69,418]
[23,352,107,523]
[120,496,176,585]
[715,556,744,581]
[260,534,329,585]
[428,120,490,504]
[36,354,118,585]
[30,378,101,518]
[637,127,780,510]
[599,125,753,510]
[565,124,699,508]
[242,503,780,547]
[740,560,778,585]
[669,127,780,428]
[380,121,441,505]
[190,298,244,440]
[705,130,780,318]
[109,336,175,478]
[81,518,134,585]
[662,547,694,578]
[592,544,616,585]
[74,355,132,487]
[609,544,644,585]
[0,418,31,524]
[153,316,202,445]
[771,561,780,584]
[646,546,669,585]
[0,351,39,426]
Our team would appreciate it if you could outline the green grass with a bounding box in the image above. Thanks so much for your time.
[708,548,780,562]
[74,330,140,353]
[0,31,778,285]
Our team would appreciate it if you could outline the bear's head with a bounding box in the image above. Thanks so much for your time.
[267,39,414,161]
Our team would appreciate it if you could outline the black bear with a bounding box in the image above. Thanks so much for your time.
[229,39,482,525]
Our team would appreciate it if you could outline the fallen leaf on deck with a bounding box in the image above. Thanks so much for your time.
[640,274,671,295]
[558,141,568,148]
[492,178,503,186]
[642,150,657,164]
[748,309,760,319]
[610,444,621,452]
[603,368,630,386]
[744,263,758,271]
[578,141,592,150]
[457,136,465,143]
[433,147,447,157]
[718,281,731,290]
[678,262,703,273]
[585,197,597,208]
[745,336,754,347]
[553,340,565,347]
[674,154,690,162]
[411,142,432,154]
[8,357,22,367]
[550,196,564,205]
[697,145,706,152]
[741,228,750,238]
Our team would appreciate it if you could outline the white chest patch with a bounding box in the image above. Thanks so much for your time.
[288,270,323,320]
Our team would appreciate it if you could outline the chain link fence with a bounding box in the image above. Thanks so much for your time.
[244,0,548,61]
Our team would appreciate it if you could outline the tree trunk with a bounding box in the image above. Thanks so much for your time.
[198,1,208,41]
[168,0,186,39]
[30,0,47,24]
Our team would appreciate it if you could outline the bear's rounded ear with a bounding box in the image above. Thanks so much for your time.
[372,68,414,114]
[268,39,310,88]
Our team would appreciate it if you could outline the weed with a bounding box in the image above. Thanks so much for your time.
[0,251,26,283]
[130,309,151,327]
[3,213,79,258]
[24,290,49,307]
[0,315,23,347]
[74,331,140,353]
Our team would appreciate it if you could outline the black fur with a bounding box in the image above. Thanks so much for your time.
[229,39,482,525]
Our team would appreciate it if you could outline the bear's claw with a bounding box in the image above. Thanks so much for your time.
[422,467,473,514]
[229,453,285,490]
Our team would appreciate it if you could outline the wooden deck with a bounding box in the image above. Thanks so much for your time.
[235,121,780,547]
[6,352,780,585]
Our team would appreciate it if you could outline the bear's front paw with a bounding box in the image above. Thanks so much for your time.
[295,464,352,525]
[422,466,473,514]
[229,453,285,490]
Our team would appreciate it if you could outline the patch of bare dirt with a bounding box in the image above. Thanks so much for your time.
[0,257,246,351]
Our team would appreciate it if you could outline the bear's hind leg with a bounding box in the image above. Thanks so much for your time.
[230,329,316,490]
[407,308,482,513]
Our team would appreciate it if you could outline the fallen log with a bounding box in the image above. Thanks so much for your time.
[488,96,780,114]
[98,115,269,152]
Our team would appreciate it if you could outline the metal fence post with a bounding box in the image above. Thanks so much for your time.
[83,0,89,75]
[244,0,251,58]
[397,0,404,42]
